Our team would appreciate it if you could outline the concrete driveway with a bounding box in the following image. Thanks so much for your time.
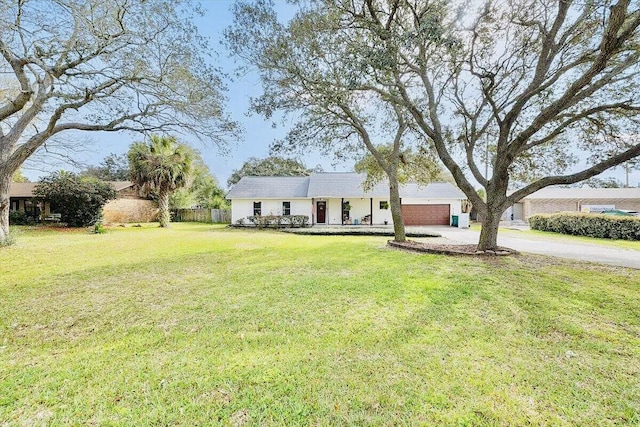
[417,226,640,269]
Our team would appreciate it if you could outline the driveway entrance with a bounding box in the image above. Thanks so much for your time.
[419,226,640,269]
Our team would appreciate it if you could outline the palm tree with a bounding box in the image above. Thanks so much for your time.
[128,135,193,227]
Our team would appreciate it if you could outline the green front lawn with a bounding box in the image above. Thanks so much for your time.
[1,224,639,425]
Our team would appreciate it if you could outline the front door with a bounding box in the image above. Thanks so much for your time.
[317,201,326,224]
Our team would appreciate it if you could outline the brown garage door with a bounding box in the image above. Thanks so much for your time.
[401,204,450,225]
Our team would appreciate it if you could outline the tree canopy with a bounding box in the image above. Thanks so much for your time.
[0,0,238,243]
[227,2,433,241]
[227,156,322,187]
[354,146,453,190]
[170,148,228,209]
[81,154,130,181]
[229,0,640,251]
[11,170,28,183]
[581,177,625,188]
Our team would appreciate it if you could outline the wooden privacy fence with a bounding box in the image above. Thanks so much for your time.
[172,208,231,223]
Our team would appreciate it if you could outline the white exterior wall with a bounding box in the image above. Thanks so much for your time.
[233,197,464,225]
[231,199,311,223]
[372,197,393,225]
[323,198,340,224]
[343,198,369,224]
[401,198,463,215]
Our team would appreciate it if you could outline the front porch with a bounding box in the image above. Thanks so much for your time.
[9,197,51,223]
[311,197,392,226]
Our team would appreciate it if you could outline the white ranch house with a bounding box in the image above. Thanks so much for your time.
[227,173,466,226]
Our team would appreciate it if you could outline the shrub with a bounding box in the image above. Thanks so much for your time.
[529,213,640,240]
[289,215,309,227]
[92,222,107,234]
[240,215,310,228]
[33,171,117,227]
[9,210,28,225]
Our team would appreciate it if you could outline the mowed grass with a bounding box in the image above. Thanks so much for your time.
[471,223,640,250]
[1,224,639,426]
[499,226,640,250]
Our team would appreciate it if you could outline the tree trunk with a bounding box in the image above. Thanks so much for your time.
[0,172,10,245]
[388,171,406,242]
[477,207,502,251]
[158,188,171,228]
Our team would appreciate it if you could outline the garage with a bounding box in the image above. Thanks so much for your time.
[401,204,451,225]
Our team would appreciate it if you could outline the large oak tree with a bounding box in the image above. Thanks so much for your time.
[0,0,238,243]
[228,1,435,242]
[231,0,640,251]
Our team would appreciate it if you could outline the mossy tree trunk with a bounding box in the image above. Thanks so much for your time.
[477,208,503,252]
[0,173,10,245]
[388,168,406,242]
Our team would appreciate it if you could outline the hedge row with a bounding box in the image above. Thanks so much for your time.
[236,215,310,228]
[528,213,640,240]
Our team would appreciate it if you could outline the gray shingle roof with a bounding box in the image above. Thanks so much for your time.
[226,176,311,199]
[307,173,388,197]
[399,182,466,199]
[8,182,38,198]
[227,173,466,200]
[523,187,640,200]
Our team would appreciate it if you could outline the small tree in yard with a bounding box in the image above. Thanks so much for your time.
[227,3,432,242]
[128,135,193,228]
[34,172,116,227]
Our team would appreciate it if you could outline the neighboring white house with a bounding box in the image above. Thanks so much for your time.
[227,172,466,226]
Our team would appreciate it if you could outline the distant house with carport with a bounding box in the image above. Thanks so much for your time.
[9,181,157,223]
[227,172,467,226]
[9,182,50,220]
[504,186,640,221]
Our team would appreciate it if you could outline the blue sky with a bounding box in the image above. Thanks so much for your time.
[24,0,351,187]
[22,0,639,188]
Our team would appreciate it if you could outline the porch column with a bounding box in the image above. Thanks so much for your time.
[370,198,373,226]
[311,198,315,225]
[341,198,344,225]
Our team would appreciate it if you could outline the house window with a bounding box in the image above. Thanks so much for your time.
[253,201,261,216]
[380,201,389,209]
[282,201,291,216]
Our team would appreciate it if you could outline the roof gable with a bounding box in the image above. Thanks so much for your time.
[9,181,135,198]
[8,182,38,198]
